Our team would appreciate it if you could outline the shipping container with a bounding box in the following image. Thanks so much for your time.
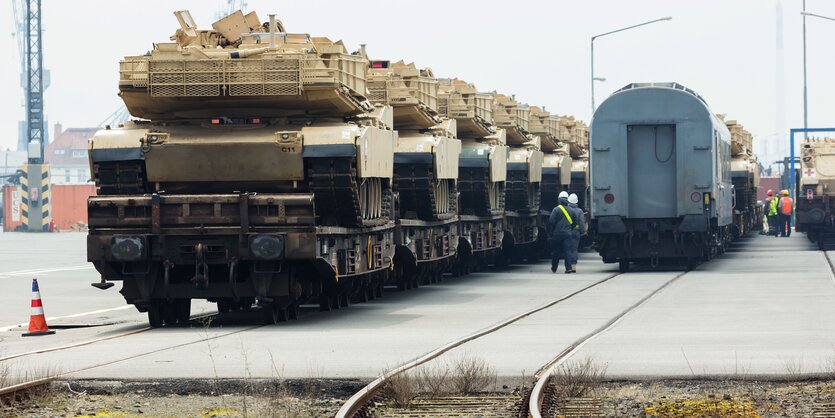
[2,185,23,232]
[50,184,96,231]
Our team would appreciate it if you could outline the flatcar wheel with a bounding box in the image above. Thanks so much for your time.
[618,260,630,273]
[147,303,163,328]
[288,304,299,320]
[319,294,332,312]
[175,299,191,323]
[163,302,178,326]
[277,305,288,322]
[217,299,233,313]
[262,303,279,325]
[239,298,254,311]
[686,257,698,271]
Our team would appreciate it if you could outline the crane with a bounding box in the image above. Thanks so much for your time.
[11,0,49,232]
[13,0,47,163]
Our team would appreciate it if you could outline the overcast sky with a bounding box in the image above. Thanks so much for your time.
[2,0,834,165]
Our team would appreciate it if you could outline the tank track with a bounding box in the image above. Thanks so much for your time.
[306,157,392,228]
[458,166,504,217]
[394,163,457,221]
[506,170,541,213]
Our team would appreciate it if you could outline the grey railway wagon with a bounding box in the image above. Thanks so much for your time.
[590,83,733,270]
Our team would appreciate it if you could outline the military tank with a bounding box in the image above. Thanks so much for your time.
[722,116,761,238]
[437,79,506,272]
[797,138,835,249]
[366,60,461,287]
[528,107,572,258]
[87,10,396,326]
[493,94,543,263]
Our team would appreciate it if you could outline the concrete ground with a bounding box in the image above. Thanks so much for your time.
[0,230,832,382]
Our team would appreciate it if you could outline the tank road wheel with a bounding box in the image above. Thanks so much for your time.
[618,260,630,273]
[148,303,164,328]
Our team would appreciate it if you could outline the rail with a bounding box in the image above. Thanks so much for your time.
[527,270,689,418]
[336,272,623,418]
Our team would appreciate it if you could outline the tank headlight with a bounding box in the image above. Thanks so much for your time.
[691,192,702,203]
[604,193,615,204]
[111,236,146,261]
[249,234,285,260]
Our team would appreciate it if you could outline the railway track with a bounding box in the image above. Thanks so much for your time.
[335,272,625,418]
[0,311,254,405]
[525,270,688,418]
[336,267,691,418]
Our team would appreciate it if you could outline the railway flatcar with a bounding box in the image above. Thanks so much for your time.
[590,83,734,271]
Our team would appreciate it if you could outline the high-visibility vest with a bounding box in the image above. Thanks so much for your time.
[779,197,793,216]
[558,205,574,225]
[767,197,779,216]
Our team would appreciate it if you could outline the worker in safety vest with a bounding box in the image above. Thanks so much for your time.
[764,190,779,236]
[565,193,586,273]
[547,191,570,273]
[547,191,584,273]
[777,189,794,237]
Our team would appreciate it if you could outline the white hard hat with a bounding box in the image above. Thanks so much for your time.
[568,193,579,204]
[558,191,569,199]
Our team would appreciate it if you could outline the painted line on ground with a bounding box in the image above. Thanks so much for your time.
[0,265,94,278]
[1,305,135,332]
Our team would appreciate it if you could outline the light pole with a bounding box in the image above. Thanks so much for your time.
[591,16,672,116]
[800,9,835,140]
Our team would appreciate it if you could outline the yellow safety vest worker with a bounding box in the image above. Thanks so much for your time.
[768,196,779,217]
[558,205,579,230]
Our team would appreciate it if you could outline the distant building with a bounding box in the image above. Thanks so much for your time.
[45,123,97,184]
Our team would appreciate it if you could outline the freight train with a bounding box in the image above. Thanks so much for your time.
[590,83,759,271]
[86,10,585,326]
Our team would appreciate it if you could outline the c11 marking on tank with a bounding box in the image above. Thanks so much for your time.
[280,146,297,153]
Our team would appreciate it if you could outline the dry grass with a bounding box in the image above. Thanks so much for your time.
[417,362,450,397]
[383,371,415,408]
[551,357,607,400]
[448,354,496,395]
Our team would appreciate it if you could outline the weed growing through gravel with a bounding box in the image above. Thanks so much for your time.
[551,357,608,400]
[382,371,414,408]
[449,354,496,395]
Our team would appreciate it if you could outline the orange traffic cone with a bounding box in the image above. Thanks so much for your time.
[22,278,55,337]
